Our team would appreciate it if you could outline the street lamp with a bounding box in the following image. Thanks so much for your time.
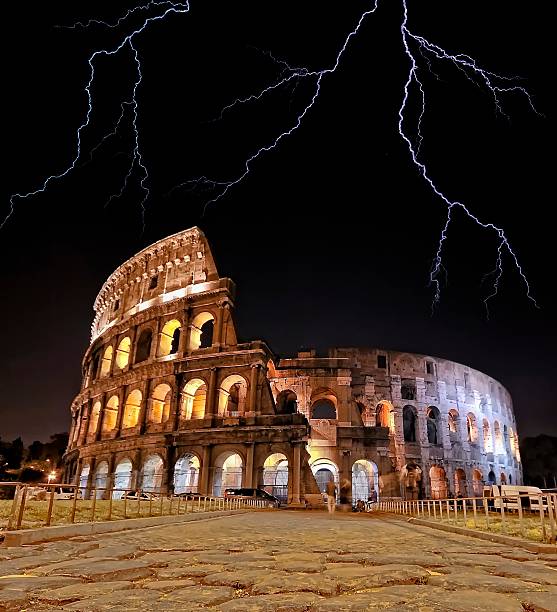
[47,470,56,484]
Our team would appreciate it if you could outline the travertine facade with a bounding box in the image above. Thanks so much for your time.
[64,227,522,503]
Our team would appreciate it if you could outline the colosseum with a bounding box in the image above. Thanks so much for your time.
[63,227,523,504]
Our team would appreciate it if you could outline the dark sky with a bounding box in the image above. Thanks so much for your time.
[1,1,554,444]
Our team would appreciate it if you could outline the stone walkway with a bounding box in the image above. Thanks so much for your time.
[1,510,556,611]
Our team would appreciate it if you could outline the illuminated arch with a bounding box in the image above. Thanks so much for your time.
[466,413,478,444]
[403,405,417,442]
[113,458,133,498]
[375,402,392,428]
[262,453,289,503]
[429,465,448,499]
[276,390,298,414]
[448,409,459,435]
[88,401,101,436]
[310,458,339,496]
[122,389,142,429]
[310,388,338,420]
[188,312,214,351]
[135,328,153,363]
[158,319,182,356]
[94,461,109,498]
[454,468,467,496]
[493,421,503,453]
[426,406,441,444]
[115,337,131,370]
[141,454,164,493]
[100,346,113,378]
[181,378,207,419]
[212,451,243,496]
[150,384,172,423]
[352,459,379,503]
[472,468,483,496]
[482,418,493,452]
[102,395,119,432]
[218,374,248,416]
[173,453,200,494]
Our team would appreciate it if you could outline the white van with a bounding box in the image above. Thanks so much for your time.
[489,484,546,512]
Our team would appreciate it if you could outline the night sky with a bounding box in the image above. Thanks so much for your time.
[1,1,554,444]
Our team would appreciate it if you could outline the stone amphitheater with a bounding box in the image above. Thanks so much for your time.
[63,227,522,504]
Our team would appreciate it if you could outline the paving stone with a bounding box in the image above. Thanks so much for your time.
[141,578,196,590]
[42,558,155,581]
[491,561,557,585]
[216,592,324,611]
[0,575,83,592]
[251,571,339,596]
[62,588,164,610]
[35,581,134,603]
[0,589,29,610]
[428,569,540,592]
[80,544,141,559]
[308,592,411,611]
[427,589,526,611]
[517,591,557,612]
[163,584,235,605]
[156,563,226,578]
[323,563,430,591]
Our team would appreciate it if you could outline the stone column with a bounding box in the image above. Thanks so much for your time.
[150,317,162,360]
[244,443,255,488]
[249,364,259,414]
[215,303,226,346]
[206,368,218,416]
[172,376,182,431]
[139,379,152,434]
[199,445,212,495]
[94,392,107,442]
[165,446,176,495]
[116,386,128,436]
[291,443,302,506]
[86,457,97,500]
[77,402,91,446]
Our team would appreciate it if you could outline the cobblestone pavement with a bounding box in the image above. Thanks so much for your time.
[1,511,557,611]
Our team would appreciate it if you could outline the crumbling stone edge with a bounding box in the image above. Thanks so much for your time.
[407,516,557,553]
[1,509,251,547]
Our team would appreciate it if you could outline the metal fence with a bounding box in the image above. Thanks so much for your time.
[379,493,557,543]
[0,482,266,532]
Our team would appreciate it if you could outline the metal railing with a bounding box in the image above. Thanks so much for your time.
[379,493,557,543]
[0,482,267,532]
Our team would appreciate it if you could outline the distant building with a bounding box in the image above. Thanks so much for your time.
[63,227,522,503]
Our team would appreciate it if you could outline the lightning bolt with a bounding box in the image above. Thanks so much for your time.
[5,0,540,313]
[3,1,190,231]
[177,0,539,312]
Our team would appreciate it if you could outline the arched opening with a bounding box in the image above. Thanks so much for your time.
[488,470,496,485]
[311,459,339,498]
[122,389,142,429]
[113,458,133,498]
[150,384,172,423]
[188,312,215,351]
[141,455,164,493]
[115,337,131,370]
[262,453,289,503]
[493,421,503,453]
[88,401,101,436]
[100,346,113,378]
[181,378,207,420]
[135,329,153,363]
[448,409,459,435]
[352,459,379,504]
[212,452,243,496]
[466,413,478,444]
[483,419,493,452]
[403,406,417,442]
[173,453,200,494]
[401,463,422,500]
[500,472,507,485]
[509,473,513,484]
[102,395,119,432]
[218,375,248,416]
[429,465,448,499]
[472,468,483,496]
[159,319,182,356]
[509,427,517,457]
[454,468,467,496]
[94,461,109,498]
[311,399,336,419]
[375,402,390,428]
[276,390,298,414]
[79,464,90,496]
[427,406,441,444]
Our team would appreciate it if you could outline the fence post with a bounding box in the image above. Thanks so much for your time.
[499,495,506,533]
[70,487,78,524]
[538,495,546,543]
[108,488,113,521]
[15,486,28,530]
[91,489,97,522]
[46,488,55,527]
[462,497,467,526]
[484,498,490,530]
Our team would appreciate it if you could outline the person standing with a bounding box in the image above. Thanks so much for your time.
[326,478,337,515]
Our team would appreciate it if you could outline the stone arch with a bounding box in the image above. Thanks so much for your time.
[218,374,248,416]
[310,388,337,419]
[94,461,109,498]
[509,427,518,457]
[401,463,422,500]
[113,458,133,497]
[352,459,379,503]
[483,419,493,452]
[262,452,289,503]
[448,409,459,435]
[173,453,200,494]
[472,468,483,496]
[159,319,182,356]
[135,328,153,363]
[427,406,441,445]
[488,470,496,485]
[493,421,503,453]
[276,390,298,414]
[212,451,244,496]
[102,395,119,432]
[79,464,90,495]
[466,413,478,444]
[150,383,172,423]
[403,405,417,442]
[500,472,507,485]
[122,389,142,429]
[115,336,131,370]
[454,468,467,496]
[100,346,113,378]
[310,458,339,496]
[141,454,165,493]
[429,465,448,499]
[188,312,215,351]
[375,401,391,428]
[88,401,101,436]
[181,378,208,420]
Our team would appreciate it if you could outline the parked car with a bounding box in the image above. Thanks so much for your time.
[486,484,547,512]
[177,491,204,500]
[121,491,159,501]
[223,488,281,508]
[53,486,82,500]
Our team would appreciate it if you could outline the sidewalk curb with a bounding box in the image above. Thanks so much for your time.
[1,509,249,547]
[407,516,557,553]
